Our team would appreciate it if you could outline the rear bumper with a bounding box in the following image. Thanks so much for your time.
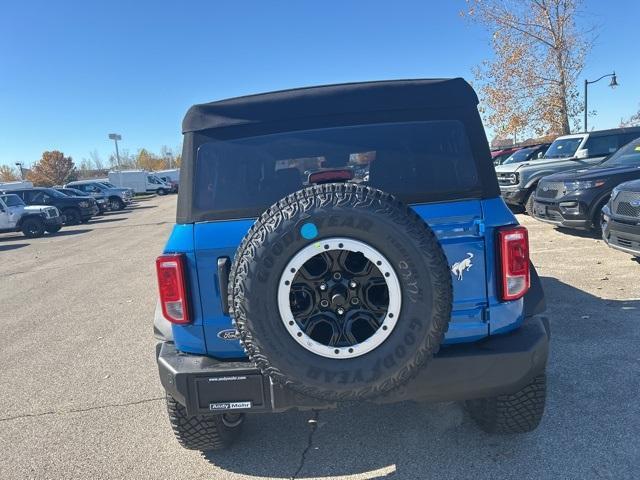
[603,217,640,256]
[532,199,592,229]
[157,316,550,416]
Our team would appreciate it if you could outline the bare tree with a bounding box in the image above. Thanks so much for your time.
[89,149,104,170]
[0,165,19,182]
[463,0,595,137]
[620,105,640,127]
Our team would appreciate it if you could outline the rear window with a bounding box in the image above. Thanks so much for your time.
[194,121,480,219]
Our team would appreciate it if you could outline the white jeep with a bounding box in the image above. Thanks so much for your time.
[0,193,63,238]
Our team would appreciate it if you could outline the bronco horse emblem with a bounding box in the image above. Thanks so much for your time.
[451,252,474,280]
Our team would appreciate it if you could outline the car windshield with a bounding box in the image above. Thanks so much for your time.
[544,137,583,159]
[44,188,67,198]
[66,188,89,196]
[1,194,25,207]
[503,147,536,165]
[599,137,640,167]
[99,182,116,189]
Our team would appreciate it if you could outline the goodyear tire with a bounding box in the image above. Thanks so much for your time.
[229,183,452,401]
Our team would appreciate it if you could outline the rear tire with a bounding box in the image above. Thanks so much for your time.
[45,225,62,234]
[166,395,244,451]
[465,373,546,434]
[63,208,81,225]
[21,218,45,238]
[157,188,167,196]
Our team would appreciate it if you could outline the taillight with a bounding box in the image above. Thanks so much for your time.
[156,254,191,324]
[497,226,530,301]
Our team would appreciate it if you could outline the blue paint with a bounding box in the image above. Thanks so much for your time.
[164,195,526,358]
[300,222,318,240]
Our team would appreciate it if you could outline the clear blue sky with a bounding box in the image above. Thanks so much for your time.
[1,0,638,168]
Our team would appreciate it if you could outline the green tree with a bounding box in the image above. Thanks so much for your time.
[27,151,77,186]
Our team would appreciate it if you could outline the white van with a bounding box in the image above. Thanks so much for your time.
[0,180,34,191]
[156,168,180,183]
[108,170,172,195]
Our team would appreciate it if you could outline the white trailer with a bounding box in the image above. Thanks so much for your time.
[0,180,34,191]
[108,170,171,195]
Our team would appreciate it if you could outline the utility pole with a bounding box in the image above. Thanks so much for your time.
[108,133,122,168]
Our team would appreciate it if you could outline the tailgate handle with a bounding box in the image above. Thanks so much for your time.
[217,257,231,315]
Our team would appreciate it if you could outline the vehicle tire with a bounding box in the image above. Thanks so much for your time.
[109,197,125,211]
[63,208,81,225]
[157,188,167,196]
[166,395,244,451]
[465,373,547,434]
[45,225,62,234]
[524,190,535,216]
[21,217,45,238]
[591,199,609,233]
[229,183,453,401]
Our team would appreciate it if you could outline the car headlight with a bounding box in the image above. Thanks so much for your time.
[563,179,605,191]
[610,186,621,201]
[78,201,90,208]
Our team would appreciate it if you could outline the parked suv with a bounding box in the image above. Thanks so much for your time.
[0,193,63,237]
[1,188,97,225]
[55,187,108,214]
[154,79,549,452]
[496,127,640,213]
[532,137,640,230]
[602,179,640,258]
[65,180,132,211]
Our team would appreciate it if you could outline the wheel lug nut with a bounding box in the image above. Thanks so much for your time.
[320,299,329,308]
[351,297,359,305]
[337,307,345,315]
[319,283,327,291]
[349,280,357,289]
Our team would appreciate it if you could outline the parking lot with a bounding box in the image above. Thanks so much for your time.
[1,195,638,480]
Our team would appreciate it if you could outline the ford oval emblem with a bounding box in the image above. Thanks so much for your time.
[217,329,240,341]
[630,199,640,207]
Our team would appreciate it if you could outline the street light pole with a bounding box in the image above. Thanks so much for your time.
[584,72,618,132]
[108,133,122,168]
[15,162,24,180]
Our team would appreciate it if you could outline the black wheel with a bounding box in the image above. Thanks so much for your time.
[157,188,167,196]
[466,373,547,434]
[524,190,535,216]
[45,225,62,234]
[109,197,125,211]
[21,218,45,238]
[229,183,452,401]
[63,209,81,225]
[166,395,244,451]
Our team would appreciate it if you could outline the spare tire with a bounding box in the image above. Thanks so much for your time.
[229,183,452,401]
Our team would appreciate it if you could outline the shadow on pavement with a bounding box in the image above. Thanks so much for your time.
[555,226,601,239]
[88,217,127,224]
[52,228,92,237]
[201,277,638,479]
[128,205,157,210]
[0,243,29,252]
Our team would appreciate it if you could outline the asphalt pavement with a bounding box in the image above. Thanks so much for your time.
[1,195,638,479]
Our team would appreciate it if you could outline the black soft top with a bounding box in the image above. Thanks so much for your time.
[182,78,478,134]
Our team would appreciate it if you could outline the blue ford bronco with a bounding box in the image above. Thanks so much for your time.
[155,78,549,451]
